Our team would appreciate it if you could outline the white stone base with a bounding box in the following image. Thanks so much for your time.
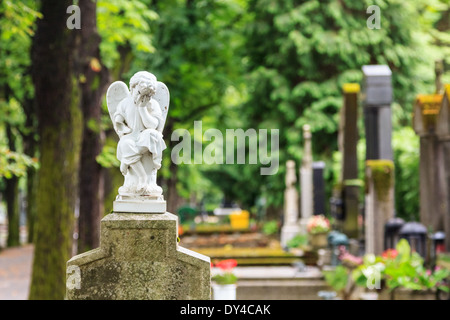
[113,197,167,213]
[280,224,301,248]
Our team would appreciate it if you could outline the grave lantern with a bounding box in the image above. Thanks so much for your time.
[384,217,405,250]
[398,222,428,258]
[430,231,446,269]
[432,231,446,255]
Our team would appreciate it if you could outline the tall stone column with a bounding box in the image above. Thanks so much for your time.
[413,94,446,234]
[312,161,326,215]
[281,160,300,247]
[436,85,450,251]
[339,83,361,239]
[362,65,393,161]
[365,160,395,255]
[300,124,314,232]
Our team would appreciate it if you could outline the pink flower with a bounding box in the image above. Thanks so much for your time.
[215,259,238,272]
[382,249,398,260]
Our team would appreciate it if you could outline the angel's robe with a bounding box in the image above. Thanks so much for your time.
[114,96,166,169]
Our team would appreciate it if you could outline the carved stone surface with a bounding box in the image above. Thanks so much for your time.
[106,71,170,213]
[300,124,313,224]
[281,160,300,247]
[66,213,211,300]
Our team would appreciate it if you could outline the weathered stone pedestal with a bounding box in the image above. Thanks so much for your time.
[66,211,211,300]
[281,160,301,247]
[365,160,395,255]
[339,84,361,239]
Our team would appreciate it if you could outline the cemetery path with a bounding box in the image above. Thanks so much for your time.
[0,244,33,300]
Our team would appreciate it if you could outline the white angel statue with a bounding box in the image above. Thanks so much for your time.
[106,71,169,198]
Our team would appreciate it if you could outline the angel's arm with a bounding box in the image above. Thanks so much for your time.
[139,100,162,130]
[114,113,131,137]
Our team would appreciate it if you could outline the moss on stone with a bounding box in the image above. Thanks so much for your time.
[415,94,442,132]
[365,160,394,201]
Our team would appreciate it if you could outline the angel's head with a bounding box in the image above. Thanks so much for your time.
[130,71,157,106]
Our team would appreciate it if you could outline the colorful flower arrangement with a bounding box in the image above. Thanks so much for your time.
[211,259,238,285]
[307,215,331,234]
[324,239,450,299]
[338,246,363,268]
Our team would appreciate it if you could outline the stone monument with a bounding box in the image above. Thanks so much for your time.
[362,65,393,161]
[66,71,211,300]
[300,124,314,232]
[413,94,447,236]
[436,85,450,251]
[364,160,395,255]
[281,160,300,247]
[339,83,361,239]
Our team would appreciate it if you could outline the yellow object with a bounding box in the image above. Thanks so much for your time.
[342,83,360,93]
[229,210,250,229]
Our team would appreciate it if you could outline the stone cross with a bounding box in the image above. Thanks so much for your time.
[66,72,211,300]
[281,160,300,247]
[413,94,447,237]
[300,124,314,231]
[362,65,393,161]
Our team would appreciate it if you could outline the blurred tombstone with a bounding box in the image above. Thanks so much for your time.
[339,83,361,239]
[300,124,314,232]
[281,160,301,247]
[436,85,450,251]
[413,94,447,237]
[362,65,393,161]
[213,200,241,216]
[312,161,326,216]
[365,160,395,255]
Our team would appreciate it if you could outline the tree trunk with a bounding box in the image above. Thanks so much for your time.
[76,0,110,254]
[5,175,20,247]
[4,86,20,247]
[29,0,82,300]
[22,98,38,244]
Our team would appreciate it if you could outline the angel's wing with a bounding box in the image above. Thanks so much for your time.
[154,81,170,133]
[106,81,130,135]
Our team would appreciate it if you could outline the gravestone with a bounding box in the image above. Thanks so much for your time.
[413,94,447,235]
[312,161,326,216]
[300,124,314,231]
[362,65,393,161]
[66,72,210,300]
[436,84,450,251]
[365,160,395,255]
[339,83,361,239]
[281,160,301,247]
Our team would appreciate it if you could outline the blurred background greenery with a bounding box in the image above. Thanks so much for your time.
[1,0,449,299]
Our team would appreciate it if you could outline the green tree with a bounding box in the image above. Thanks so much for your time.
[0,0,40,247]
[135,0,247,213]
[241,0,438,213]
[76,0,111,254]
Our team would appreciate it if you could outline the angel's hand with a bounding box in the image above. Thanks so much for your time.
[117,123,132,137]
